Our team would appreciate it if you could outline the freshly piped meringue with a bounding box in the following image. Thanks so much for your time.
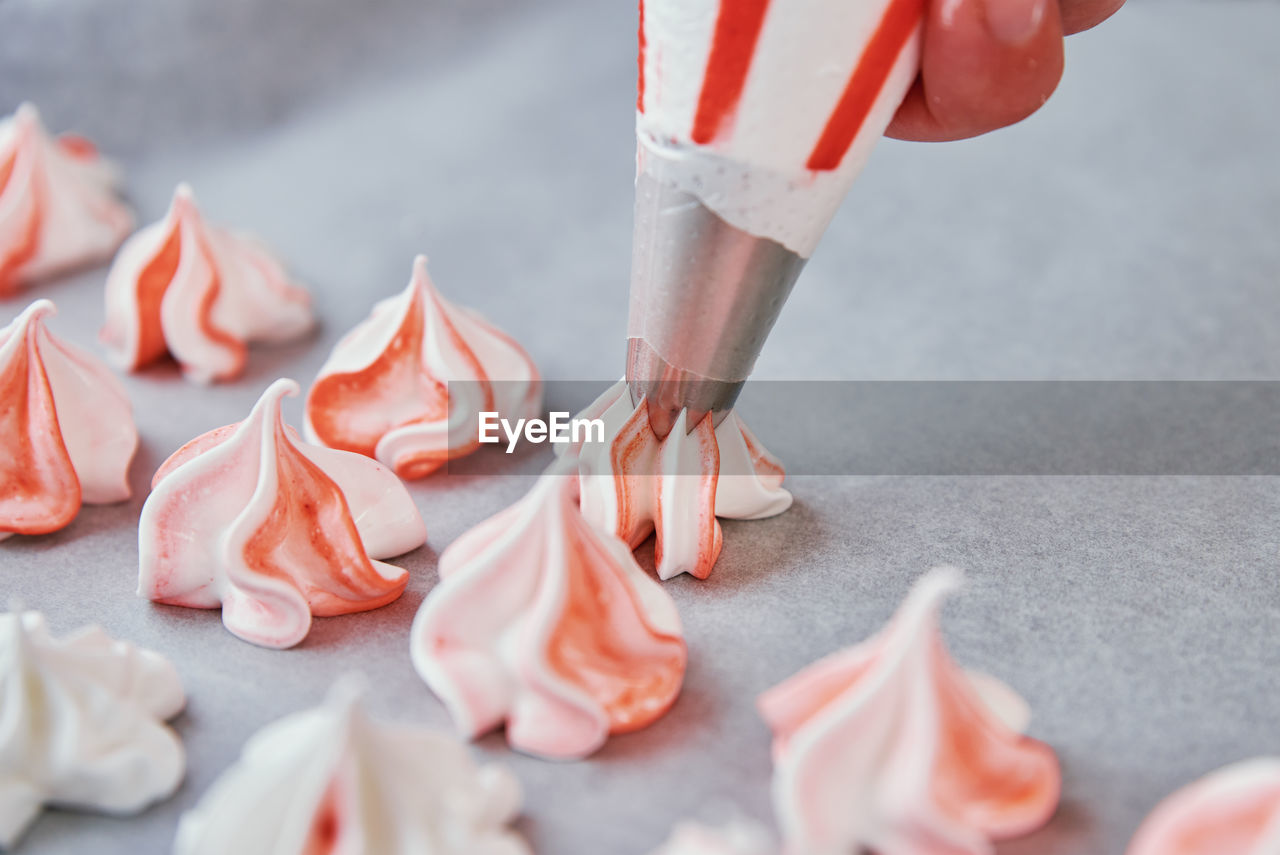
[0,608,185,848]
[0,103,133,294]
[411,456,686,760]
[0,299,138,541]
[174,678,529,855]
[304,255,541,479]
[566,380,790,580]
[101,184,312,384]
[138,378,426,649]
[649,819,775,855]
[1126,758,1280,855]
[757,567,1061,855]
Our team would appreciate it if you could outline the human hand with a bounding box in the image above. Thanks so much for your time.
[886,0,1125,141]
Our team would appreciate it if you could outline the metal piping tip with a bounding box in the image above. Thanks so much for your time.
[625,169,807,438]
[626,337,744,438]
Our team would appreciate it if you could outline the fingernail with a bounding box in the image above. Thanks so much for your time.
[985,0,1047,45]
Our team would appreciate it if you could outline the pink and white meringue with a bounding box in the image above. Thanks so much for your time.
[757,567,1061,855]
[1126,758,1280,855]
[174,678,529,855]
[567,380,790,580]
[0,103,133,294]
[101,183,313,384]
[648,820,775,855]
[410,456,686,760]
[0,607,185,849]
[138,378,426,649]
[304,255,541,479]
[0,299,138,541]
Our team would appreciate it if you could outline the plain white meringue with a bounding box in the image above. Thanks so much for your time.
[0,608,185,848]
[174,678,530,855]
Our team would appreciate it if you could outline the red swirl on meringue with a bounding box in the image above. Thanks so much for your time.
[569,380,791,581]
[138,378,426,649]
[410,456,686,760]
[1126,759,1280,855]
[102,184,313,384]
[304,255,541,479]
[1,299,138,541]
[757,567,1061,855]
[0,104,133,294]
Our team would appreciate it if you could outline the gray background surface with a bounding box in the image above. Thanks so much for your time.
[2,0,1278,852]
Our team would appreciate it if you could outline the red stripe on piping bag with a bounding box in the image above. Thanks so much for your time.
[637,0,647,112]
[806,0,923,171]
[691,0,772,144]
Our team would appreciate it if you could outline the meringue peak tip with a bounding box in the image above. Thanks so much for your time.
[171,183,199,214]
[408,254,441,298]
[14,101,41,128]
[325,673,371,711]
[261,377,302,401]
[15,298,57,326]
[901,566,965,619]
[921,564,965,591]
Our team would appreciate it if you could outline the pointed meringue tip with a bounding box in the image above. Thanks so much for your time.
[171,183,198,217]
[14,102,40,130]
[325,673,370,714]
[16,298,56,327]
[250,378,302,423]
[409,254,437,297]
[262,377,301,402]
[907,566,965,615]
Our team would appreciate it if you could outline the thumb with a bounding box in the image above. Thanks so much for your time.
[886,0,1065,142]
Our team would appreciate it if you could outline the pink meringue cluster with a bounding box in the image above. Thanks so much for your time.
[102,184,313,384]
[411,457,686,760]
[138,378,427,649]
[1,300,138,540]
[0,104,133,294]
[758,568,1061,855]
[1126,759,1280,855]
[305,255,541,479]
[571,381,791,580]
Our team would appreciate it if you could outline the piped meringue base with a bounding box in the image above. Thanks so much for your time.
[758,568,1061,855]
[305,255,541,478]
[1,299,138,540]
[0,608,185,849]
[174,678,530,855]
[138,378,426,649]
[102,184,312,384]
[0,103,133,294]
[567,379,791,580]
[1126,758,1280,855]
[411,456,687,760]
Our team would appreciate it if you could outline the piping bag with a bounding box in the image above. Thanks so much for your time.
[627,0,924,436]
